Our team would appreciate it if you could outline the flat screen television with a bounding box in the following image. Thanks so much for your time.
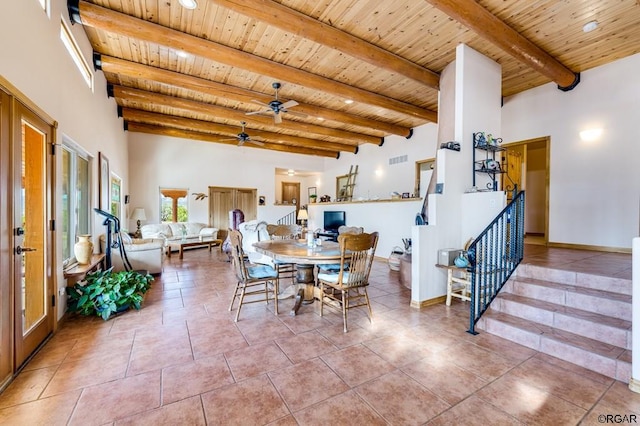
[324,211,346,232]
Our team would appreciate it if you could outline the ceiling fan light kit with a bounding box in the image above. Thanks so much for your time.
[246,82,305,125]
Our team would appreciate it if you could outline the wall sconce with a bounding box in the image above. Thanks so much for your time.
[579,128,603,142]
[287,169,295,176]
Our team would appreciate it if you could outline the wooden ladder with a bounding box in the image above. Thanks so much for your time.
[343,165,358,201]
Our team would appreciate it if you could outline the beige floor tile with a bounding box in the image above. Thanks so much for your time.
[320,344,395,387]
[0,390,81,425]
[356,370,450,424]
[116,395,206,426]
[401,353,488,405]
[0,366,58,408]
[476,374,587,424]
[427,395,521,425]
[275,330,338,364]
[293,390,386,425]
[268,358,349,412]
[69,371,161,425]
[201,374,289,425]
[224,341,292,381]
[162,353,234,404]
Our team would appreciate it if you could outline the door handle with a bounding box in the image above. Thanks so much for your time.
[15,246,37,255]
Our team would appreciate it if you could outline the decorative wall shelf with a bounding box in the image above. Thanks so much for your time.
[473,132,505,191]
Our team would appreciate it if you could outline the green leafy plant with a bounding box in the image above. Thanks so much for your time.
[66,269,154,320]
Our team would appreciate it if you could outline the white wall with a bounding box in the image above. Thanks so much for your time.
[502,53,640,249]
[0,0,129,318]
[128,133,325,226]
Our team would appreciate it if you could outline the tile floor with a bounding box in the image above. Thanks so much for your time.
[0,245,638,425]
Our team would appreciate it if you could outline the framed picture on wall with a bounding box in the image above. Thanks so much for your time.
[98,152,110,211]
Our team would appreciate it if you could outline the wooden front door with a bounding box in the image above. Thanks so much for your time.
[12,102,55,368]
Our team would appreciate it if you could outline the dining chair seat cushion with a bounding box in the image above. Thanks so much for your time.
[318,271,363,285]
[318,263,348,272]
[247,264,278,279]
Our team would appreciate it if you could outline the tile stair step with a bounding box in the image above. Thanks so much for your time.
[514,263,631,295]
[492,293,631,349]
[477,311,631,383]
[504,276,631,321]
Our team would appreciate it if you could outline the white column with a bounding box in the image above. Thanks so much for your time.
[630,237,640,393]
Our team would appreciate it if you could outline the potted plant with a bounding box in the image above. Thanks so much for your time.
[309,194,317,203]
[66,269,154,320]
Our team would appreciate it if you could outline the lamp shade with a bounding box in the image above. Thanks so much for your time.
[130,208,147,221]
[297,209,308,220]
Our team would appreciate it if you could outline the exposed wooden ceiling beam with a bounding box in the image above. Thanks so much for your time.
[111,85,378,145]
[72,1,437,121]
[121,108,358,154]
[126,122,340,158]
[211,0,440,90]
[425,0,580,90]
[98,55,412,137]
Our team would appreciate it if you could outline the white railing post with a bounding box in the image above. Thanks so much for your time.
[630,237,640,393]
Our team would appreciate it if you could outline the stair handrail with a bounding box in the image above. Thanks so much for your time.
[467,190,526,334]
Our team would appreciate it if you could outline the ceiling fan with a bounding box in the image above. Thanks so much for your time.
[246,82,307,124]
[218,121,264,146]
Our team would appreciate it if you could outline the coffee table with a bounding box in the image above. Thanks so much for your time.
[167,237,223,259]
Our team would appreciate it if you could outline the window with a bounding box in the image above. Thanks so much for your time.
[110,174,122,220]
[61,143,91,266]
[37,0,49,16]
[160,189,188,223]
[60,19,93,90]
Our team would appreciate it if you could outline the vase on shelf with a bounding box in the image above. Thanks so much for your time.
[74,234,93,265]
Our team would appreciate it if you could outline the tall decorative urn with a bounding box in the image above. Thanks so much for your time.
[74,234,93,265]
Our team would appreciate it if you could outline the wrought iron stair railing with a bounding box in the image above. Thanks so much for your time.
[467,190,525,334]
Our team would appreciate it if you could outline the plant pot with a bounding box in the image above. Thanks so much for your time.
[74,234,93,265]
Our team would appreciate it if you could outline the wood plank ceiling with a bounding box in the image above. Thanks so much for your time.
[69,0,640,158]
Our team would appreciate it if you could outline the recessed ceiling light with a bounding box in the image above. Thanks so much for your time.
[344,99,354,104]
[176,50,189,58]
[317,117,324,121]
[179,0,198,10]
[582,20,598,33]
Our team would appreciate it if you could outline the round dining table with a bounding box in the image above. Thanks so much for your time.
[253,239,343,315]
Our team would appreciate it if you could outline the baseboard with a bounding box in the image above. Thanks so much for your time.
[548,241,631,254]
[410,295,446,309]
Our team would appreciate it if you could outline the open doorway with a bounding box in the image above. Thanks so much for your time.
[502,137,550,246]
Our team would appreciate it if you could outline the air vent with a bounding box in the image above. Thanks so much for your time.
[389,155,408,165]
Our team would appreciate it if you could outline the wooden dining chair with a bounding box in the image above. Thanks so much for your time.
[317,232,379,332]
[318,225,364,273]
[228,229,279,322]
[266,224,301,290]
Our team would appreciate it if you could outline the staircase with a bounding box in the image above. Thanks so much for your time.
[477,262,632,383]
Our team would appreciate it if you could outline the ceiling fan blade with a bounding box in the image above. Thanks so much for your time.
[246,109,270,116]
[251,99,270,107]
[247,140,265,146]
[274,112,283,124]
[280,100,298,109]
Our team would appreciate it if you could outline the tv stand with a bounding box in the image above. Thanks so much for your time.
[317,230,338,242]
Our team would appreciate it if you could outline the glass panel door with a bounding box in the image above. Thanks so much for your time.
[13,104,53,367]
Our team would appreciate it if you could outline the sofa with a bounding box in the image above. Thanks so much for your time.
[140,222,219,253]
[99,233,164,275]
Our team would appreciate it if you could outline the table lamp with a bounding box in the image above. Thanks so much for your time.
[130,207,147,238]
[297,208,308,229]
